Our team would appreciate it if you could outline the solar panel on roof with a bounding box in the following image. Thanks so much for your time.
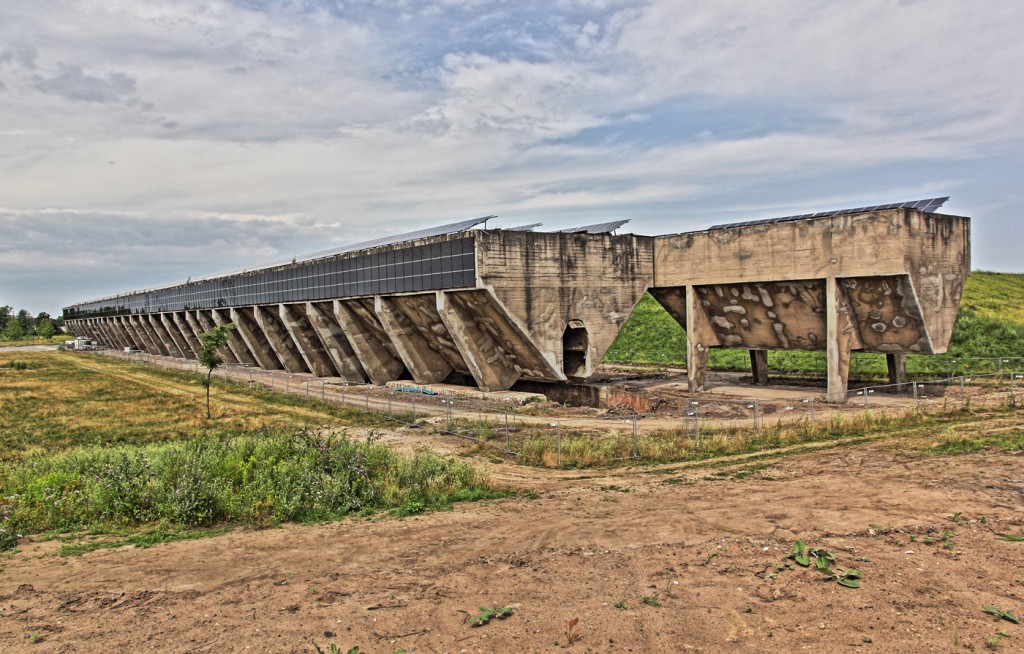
[557,219,630,234]
[508,223,543,231]
[708,197,949,230]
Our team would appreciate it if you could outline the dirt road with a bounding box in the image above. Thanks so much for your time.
[2,435,1022,653]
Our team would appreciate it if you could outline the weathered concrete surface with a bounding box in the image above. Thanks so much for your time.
[279,303,334,377]
[375,296,453,384]
[652,209,970,401]
[334,299,406,386]
[477,231,654,379]
[305,301,366,382]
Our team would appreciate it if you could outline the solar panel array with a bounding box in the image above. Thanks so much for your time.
[557,219,630,234]
[708,197,949,231]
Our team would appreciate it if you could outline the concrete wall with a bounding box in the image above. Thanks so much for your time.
[651,209,970,400]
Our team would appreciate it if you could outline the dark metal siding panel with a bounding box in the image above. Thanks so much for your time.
[64,234,479,317]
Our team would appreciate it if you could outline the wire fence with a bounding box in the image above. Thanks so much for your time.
[605,349,1024,380]
[102,350,1023,469]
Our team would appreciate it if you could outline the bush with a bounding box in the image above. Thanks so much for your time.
[0,428,499,549]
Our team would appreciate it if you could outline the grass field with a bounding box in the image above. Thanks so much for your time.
[0,351,391,460]
[0,352,500,550]
[605,271,1024,377]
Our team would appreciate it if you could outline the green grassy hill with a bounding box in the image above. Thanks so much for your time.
[605,272,1024,377]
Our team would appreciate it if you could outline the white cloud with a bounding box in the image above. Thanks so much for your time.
[0,0,1022,313]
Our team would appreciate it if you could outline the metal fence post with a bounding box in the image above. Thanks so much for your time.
[412,396,417,422]
[960,375,966,409]
[306,379,310,399]
[557,420,562,467]
[505,412,510,451]
[753,400,760,434]
[631,413,639,459]
[365,385,370,411]
[321,380,325,402]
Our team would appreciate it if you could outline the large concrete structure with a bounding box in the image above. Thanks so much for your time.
[651,205,970,400]
[64,200,970,402]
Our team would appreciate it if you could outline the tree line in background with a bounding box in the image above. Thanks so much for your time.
[0,305,65,341]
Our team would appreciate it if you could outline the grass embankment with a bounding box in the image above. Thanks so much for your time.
[605,272,1024,377]
[0,352,501,551]
[501,408,1024,468]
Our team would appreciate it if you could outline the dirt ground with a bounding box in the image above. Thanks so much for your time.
[2,434,1023,653]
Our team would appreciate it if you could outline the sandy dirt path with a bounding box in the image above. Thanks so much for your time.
[2,436,1023,653]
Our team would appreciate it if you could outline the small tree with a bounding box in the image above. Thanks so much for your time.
[37,317,55,339]
[198,323,236,419]
[6,318,24,341]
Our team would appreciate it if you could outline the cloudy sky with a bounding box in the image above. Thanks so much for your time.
[2,0,1022,315]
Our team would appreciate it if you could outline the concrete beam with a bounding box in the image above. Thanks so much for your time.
[253,305,309,374]
[147,314,179,356]
[139,315,171,355]
[117,316,144,351]
[172,312,202,359]
[333,299,405,386]
[749,350,769,385]
[686,285,720,392]
[825,277,864,403]
[111,319,135,350]
[279,303,335,377]
[229,307,282,370]
[160,313,195,358]
[95,320,122,349]
[129,315,162,354]
[306,301,367,382]
[192,310,238,364]
[375,296,453,384]
[436,291,521,392]
[209,309,252,365]
[385,294,471,375]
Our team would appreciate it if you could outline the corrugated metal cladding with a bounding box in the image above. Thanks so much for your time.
[66,236,477,318]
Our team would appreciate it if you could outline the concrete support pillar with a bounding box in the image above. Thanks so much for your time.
[112,319,135,350]
[138,315,170,355]
[193,310,239,364]
[436,291,520,391]
[130,315,162,354]
[333,299,405,386]
[147,314,178,356]
[206,309,246,364]
[253,305,309,374]
[172,312,202,359]
[230,307,281,370]
[278,304,335,377]
[749,349,769,385]
[118,316,144,351]
[886,353,907,387]
[375,296,453,384]
[686,285,720,392]
[160,313,194,358]
[825,278,863,403]
[96,320,122,349]
[306,302,367,382]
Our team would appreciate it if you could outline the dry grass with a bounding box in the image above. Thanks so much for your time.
[0,351,388,460]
